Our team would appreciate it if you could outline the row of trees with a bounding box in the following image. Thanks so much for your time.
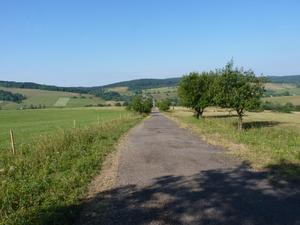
[178,61,265,130]
[0,90,26,103]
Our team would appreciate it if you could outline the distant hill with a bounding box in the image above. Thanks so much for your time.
[267,75,300,84]
[0,77,182,93]
[102,78,181,90]
[0,80,91,94]
[1,75,300,106]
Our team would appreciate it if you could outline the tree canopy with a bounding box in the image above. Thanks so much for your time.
[178,72,217,118]
[0,90,26,103]
[215,61,265,130]
[127,95,153,114]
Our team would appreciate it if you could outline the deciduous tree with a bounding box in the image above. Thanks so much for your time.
[178,72,217,118]
[215,61,265,130]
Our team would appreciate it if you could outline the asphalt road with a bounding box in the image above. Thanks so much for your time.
[78,111,300,225]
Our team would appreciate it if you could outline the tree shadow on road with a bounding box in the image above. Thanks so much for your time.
[75,162,300,225]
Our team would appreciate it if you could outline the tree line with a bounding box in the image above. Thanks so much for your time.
[0,90,26,103]
[178,61,265,130]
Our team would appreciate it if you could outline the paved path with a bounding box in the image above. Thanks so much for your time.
[79,112,300,225]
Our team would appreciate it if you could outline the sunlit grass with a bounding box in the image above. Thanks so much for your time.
[0,108,142,224]
[167,107,300,180]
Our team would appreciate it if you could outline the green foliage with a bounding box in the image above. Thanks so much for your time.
[178,72,217,118]
[0,90,26,103]
[157,99,171,111]
[127,95,152,114]
[89,88,129,101]
[0,111,142,224]
[215,61,265,130]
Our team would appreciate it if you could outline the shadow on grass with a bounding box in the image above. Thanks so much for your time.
[266,159,300,183]
[65,162,300,225]
[204,114,238,118]
[242,121,282,130]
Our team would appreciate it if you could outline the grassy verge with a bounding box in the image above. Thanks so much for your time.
[0,112,142,225]
[166,107,300,181]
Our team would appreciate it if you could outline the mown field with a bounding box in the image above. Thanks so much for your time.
[166,107,300,181]
[0,87,105,109]
[0,107,142,225]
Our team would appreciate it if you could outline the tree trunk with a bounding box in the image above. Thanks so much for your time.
[237,115,243,131]
[195,109,203,119]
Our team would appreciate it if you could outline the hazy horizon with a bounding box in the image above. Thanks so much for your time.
[1,1,300,86]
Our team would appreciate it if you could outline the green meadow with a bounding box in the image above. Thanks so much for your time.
[0,107,142,224]
[0,87,105,109]
[0,107,130,149]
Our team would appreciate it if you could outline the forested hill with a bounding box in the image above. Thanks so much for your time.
[0,78,181,93]
[1,75,299,94]
[102,78,181,90]
[0,80,91,94]
[267,75,300,84]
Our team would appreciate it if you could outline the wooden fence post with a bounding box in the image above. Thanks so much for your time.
[10,130,15,155]
[73,120,76,129]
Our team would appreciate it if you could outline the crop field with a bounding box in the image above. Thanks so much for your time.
[264,82,297,91]
[144,86,178,100]
[263,95,300,105]
[107,86,130,94]
[264,82,300,95]
[167,107,300,180]
[0,107,142,224]
[0,87,104,109]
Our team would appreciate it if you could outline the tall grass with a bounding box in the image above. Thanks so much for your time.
[0,114,142,225]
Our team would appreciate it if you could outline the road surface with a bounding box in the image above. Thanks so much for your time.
[78,111,300,225]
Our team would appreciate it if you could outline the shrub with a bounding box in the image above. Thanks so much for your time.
[157,99,171,111]
[127,95,152,114]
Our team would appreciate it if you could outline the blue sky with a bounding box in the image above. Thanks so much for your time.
[0,0,299,86]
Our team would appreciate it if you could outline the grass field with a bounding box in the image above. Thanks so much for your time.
[0,107,129,149]
[0,87,104,109]
[0,107,142,224]
[166,107,300,181]
[263,95,300,105]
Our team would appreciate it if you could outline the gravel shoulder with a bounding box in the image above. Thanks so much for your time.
[78,111,300,225]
